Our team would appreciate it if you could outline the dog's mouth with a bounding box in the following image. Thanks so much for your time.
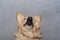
[23,16,33,26]
[26,21,32,26]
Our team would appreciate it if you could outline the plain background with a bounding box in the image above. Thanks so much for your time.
[0,0,60,40]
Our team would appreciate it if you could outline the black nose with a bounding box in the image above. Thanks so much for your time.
[24,16,33,26]
[26,16,33,26]
[27,16,32,22]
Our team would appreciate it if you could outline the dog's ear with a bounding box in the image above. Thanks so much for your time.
[16,12,25,23]
[34,15,42,26]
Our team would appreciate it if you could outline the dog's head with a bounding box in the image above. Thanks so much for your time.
[16,12,42,30]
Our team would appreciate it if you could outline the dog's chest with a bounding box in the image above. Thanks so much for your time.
[24,25,32,30]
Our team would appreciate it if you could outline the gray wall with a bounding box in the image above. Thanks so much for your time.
[0,0,60,40]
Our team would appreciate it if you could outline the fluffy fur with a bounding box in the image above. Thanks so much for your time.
[14,12,42,40]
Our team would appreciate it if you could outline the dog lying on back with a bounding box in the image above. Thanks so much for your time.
[14,12,42,40]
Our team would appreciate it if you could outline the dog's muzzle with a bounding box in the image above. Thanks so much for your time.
[24,16,33,26]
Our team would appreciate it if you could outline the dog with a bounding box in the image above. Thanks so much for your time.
[14,12,42,40]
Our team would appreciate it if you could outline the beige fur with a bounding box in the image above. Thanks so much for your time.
[14,12,42,40]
